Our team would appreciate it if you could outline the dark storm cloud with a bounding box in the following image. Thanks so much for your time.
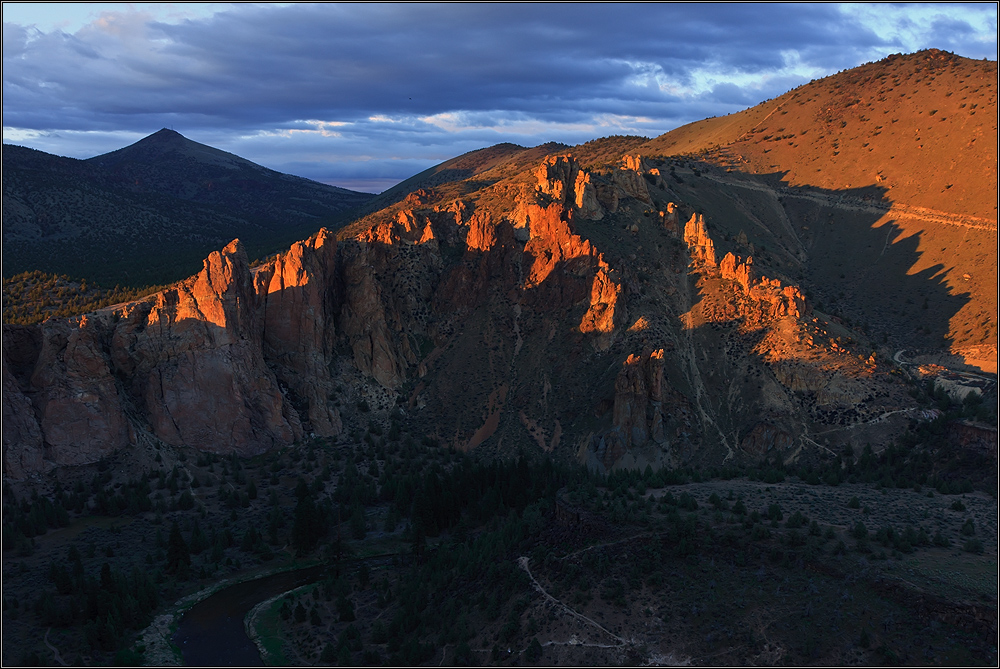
[3,3,996,190]
[1,5,878,129]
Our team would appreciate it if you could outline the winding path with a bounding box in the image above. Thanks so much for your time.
[517,557,627,647]
[44,628,69,667]
[558,533,654,561]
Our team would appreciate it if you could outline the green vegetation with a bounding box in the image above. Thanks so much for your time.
[1,374,994,666]
[5,417,994,666]
[2,271,168,325]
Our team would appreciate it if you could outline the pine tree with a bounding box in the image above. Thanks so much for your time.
[166,521,190,574]
[292,486,323,555]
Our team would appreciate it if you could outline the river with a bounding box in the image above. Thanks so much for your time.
[172,564,327,666]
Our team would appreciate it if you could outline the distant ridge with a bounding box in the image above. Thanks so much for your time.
[2,130,374,286]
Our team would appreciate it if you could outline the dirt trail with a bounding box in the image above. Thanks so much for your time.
[517,557,626,646]
[701,173,998,231]
[44,628,69,666]
[559,532,654,560]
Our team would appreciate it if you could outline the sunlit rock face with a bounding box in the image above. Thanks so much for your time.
[3,238,306,476]
[1,129,928,478]
[257,229,343,437]
[111,239,298,455]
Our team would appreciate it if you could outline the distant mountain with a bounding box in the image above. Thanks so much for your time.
[2,129,373,286]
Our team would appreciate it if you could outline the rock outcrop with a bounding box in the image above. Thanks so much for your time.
[612,349,667,449]
[683,213,717,266]
[31,316,132,466]
[257,228,342,436]
[3,236,344,476]
[2,148,898,480]
[661,202,681,236]
[740,422,793,455]
[113,239,297,454]
[612,155,652,204]
[587,347,694,471]
[719,252,808,320]
[720,252,756,292]
[534,155,604,220]
[2,356,46,480]
[681,210,808,327]
[339,241,409,391]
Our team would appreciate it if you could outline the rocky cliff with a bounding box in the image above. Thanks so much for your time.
[4,236,338,476]
[4,148,917,478]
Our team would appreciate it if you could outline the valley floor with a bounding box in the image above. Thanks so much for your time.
[3,431,995,667]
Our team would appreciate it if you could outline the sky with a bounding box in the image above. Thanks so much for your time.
[3,3,997,193]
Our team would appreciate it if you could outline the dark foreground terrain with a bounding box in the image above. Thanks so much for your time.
[3,380,995,667]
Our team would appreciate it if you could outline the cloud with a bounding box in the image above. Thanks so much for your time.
[3,3,996,189]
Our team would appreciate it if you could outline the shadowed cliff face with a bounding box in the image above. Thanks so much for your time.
[0,140,971,477]
[256,229,342,436]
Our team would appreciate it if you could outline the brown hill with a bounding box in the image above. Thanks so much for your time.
[641,50,996,220]
[357,135,649,216]
[641,49,997,370]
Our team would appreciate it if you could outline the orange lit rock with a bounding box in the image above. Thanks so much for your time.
[535,154,604,220]
[720,252,756,291]
[613,154,651,203]
[683,212,716,266]
[257,228,342,437]
[123,239,298,454]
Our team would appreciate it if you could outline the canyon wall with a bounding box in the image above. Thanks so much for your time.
[3,153,910,479]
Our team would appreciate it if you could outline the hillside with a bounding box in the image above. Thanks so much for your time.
[641,50,996,219]
[355,135,649,217]
[640,49,997,369]
[2,130,373,287]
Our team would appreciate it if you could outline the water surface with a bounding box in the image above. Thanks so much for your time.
[173,564,327,666]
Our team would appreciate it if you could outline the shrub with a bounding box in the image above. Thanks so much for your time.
[526,637,543,662]
[963,538,984,554]
[932,530,951,547]
[786,511,807,529]
[177,490,194,511]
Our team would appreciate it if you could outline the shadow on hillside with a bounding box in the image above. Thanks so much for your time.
[330,164,975,459]
[673,164,971,352]
[3,160,974,468]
